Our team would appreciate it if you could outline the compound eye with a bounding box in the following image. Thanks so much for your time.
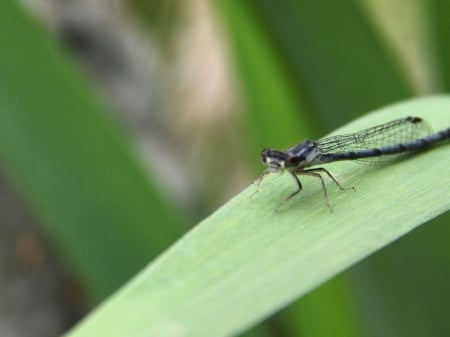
[261,149,270,163]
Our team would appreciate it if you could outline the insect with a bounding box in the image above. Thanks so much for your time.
[254,116,450,210]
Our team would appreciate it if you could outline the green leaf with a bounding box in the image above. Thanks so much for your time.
[217,1,312,154]
[348,211,450,337]
[66,96,450,337]
[249,0,413,129]
[430,0,450,89]
[0,1,185,299]
[280,274,363,337]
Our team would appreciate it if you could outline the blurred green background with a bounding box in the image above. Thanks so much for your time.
[0,0,449,336]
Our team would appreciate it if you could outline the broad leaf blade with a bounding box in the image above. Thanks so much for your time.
[66,96,450,337]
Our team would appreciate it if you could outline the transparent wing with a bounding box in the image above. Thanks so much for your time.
[316,117,433,164]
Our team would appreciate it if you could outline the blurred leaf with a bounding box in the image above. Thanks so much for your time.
[0,1,186,300]
[218,1,313,154]
[348,211,450,337]
[280,275,363,337]
[66,97,450,337]
[249,0,413,129]
[430,0,450,89]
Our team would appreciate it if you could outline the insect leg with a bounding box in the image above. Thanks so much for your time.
[275,172,303,211]
[299,170,332,211]
[304,167,355,191]
[250,169,272,198]
[286,172,303,200]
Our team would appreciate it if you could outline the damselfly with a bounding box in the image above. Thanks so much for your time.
[254,116,450,210]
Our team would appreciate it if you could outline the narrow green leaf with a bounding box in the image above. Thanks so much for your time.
[250,0,413,129]
[66,96,450,337]
[280,275,363,337]
[430,0,450,89]
[218,0,313,153]
[0,1,185,299]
